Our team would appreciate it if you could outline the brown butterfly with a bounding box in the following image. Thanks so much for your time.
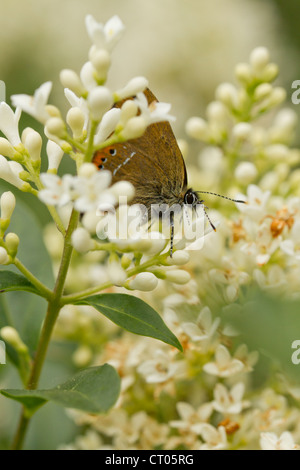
[93,89,244,255]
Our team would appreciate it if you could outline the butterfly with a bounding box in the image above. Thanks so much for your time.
[93,88,244,255]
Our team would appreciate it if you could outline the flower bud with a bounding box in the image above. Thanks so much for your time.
[121,254,132,270]
[67,107,85,139]
[1,326,28,353]
[120,100,139,126]
[114,77,148,101]
[0,247,10,264]
[121,116,147,140]
[165,269,191,284]
[107,261,127,285]
[207,101,228,123]
[234,162,257,185]
[261,63,278,82]
[89,47,111,80]
[23,128,42,162]
[215,83,238,108]
[0,191,16,220]
[72,345,93,367]
[72,227,93,253]
[80,61,97,91]
[5,232,19,257]
[0,156,25,190]
[269,87,286,107]
[250,47,270,73]
[78,162,98,178]
[129,272,158,291]
[45,118,67,139]
[94,108,121,145]
[235,63,252,84]
[167,250,190,266]
[185,117,208,140]
[264,144,289,160]
[88,86,114,121]
[254,83,272,101]
[60,69,85,96]
[110,181,135,201]
[46,140,64,171]
[0,138,15,158]
[232,122,252,140]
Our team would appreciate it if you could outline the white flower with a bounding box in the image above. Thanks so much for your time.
[134,91,175,125]
[38,173,74,207]
[170,402,213,434]
[85,14,125,52]
[0,103,21,146]
[203,344,245,378]
[198,424,228,450]
[237,184,270,220]
[182,306,220,346]
[260,432,300,450]
[137,349,186,383]
[280,219,300,262]
[0,156,25,189]
[11,81,52,124]
[73,170,116,213]
[212,382,250,415]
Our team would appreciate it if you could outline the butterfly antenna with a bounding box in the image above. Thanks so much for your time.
[202,206,217,232]
[196,191,246,204]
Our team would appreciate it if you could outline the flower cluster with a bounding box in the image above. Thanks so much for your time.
[1,12,300,450]
[56,47,300,450]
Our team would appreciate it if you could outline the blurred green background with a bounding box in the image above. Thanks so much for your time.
[1,0,300,450]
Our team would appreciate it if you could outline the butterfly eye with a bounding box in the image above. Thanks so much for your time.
[109,149,117,156]
[184,190,198,205]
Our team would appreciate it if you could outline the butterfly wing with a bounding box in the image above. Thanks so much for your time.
[92,88,187,208]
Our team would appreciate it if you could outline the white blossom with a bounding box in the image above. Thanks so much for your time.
[38,173,74,207]
[203,344,245,378]
[11,81,52,124]
[134,91,175,125]
[212,382,250,415]
[0,103,21,146]
[198,424,228,450]
[260,432,300,450]
[85,14,125,52]
[0,156,25,189]
[137,349,186,383]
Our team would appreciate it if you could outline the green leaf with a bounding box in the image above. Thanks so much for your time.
[224,289,300,381]
[77,293,183,352]
[0,192,54,351]
[0,364,120,416]
[0,271,39,295]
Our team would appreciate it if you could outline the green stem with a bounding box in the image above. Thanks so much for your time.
[61,252,169,304]
[84,120,99,162]
[11,209,79,450]
[14,258,53,300]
